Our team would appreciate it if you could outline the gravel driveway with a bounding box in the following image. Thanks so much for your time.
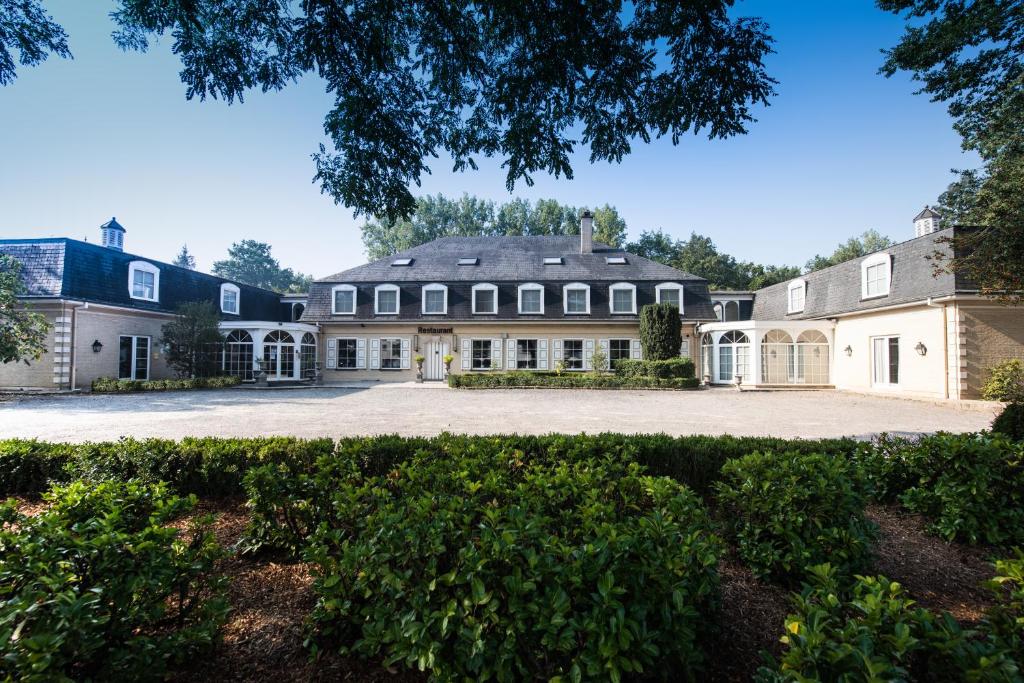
[0,385,999,442]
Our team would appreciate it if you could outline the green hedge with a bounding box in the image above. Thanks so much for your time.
[448,370,700,389]
[639,302,681,360]
[91,375,241,393]
[993,403,1024,441]
[615,357,695,379]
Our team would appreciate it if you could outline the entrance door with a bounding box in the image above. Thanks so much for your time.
[263,331,296,380]
[424,341,449,380]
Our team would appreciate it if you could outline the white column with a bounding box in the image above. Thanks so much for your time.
[750,330,763,387]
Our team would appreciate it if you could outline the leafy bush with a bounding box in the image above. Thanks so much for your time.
[448,370,699,389]
[986,550,1024,657]
[857,433,1024,545]
[91,375,241,393]
[0,439,77,495]
[304,450,723,681]
[982,359,1024,403]
[615,356,695,379]
[993,403,1024,441]
[715,451,877,584]
[0,480,228,681]
[639,302,682,360]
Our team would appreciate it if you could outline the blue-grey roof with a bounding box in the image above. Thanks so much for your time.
[0,240,66,296]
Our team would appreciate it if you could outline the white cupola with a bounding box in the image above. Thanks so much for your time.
[100,217,126,251]
[912,206,941,238]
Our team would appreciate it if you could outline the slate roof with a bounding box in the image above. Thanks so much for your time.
[751,228,961,320]
[913,206,942,221]
[306,235,717,322]
[0,238,292,322]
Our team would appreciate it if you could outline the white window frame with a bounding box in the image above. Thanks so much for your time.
[787,279,806,314]
[421,283,448,315]
[128,261,160,302]
[608,282,637,314]
[118,335,150,380]
[379,337,402,370]
[562,282,591,315]
[861,253,892,300]
[332,284,357,315]
[655,282,684,312]
[517,283,545,315]
[470,338,493,370]
[335,337,359,370]
[471,283,498,315]
[374,284,400,315]
[220,283,240,314]
[561,338,585,371]
[871,335,901,387]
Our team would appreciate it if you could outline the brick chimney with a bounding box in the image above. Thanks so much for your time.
[580,210,594,254]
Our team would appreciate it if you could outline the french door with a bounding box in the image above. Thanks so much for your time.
[262,331,296,380]
[872,336,900,386]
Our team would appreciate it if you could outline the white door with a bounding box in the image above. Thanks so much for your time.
[425,341,449,380]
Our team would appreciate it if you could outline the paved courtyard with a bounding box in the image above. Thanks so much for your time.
[0,385,999,442]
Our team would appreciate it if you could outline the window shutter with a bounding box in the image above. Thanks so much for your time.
[584,339,595,370]
[631,339,642,359]
[553,339,562,360]
[370,338,380,370]
[680,339,691,358]
[326,337,337,369]
[401,338,411,369]
[538,339,548,370]
[491,339,502,370]
[506,339,516,370]
[599,339,609,371]
[356,338,366,368]
[461,338,472,370]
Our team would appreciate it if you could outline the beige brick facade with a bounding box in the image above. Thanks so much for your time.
[954,302,1024,399]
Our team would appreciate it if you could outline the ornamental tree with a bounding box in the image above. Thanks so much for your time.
[0,255,49,365]
[639,303,681,361]
[159,302,224,378]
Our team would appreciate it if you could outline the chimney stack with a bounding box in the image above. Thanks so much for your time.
[580,210,594,254]
[100,217,126,251]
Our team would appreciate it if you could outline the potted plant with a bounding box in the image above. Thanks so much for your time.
[253,357,267,387]
[414,354,425,382]
[442,353,454,377]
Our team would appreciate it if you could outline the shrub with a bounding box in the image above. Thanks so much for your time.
[0,480,228,681]
[993,403,1024,441]
[0,439,77,495]
[982,359,1024,403]
[615,357,695,379]
[986,550,1024,658]
[448,371,699,389]
[639,302,682,360]
[91,375,241,393]
[304,450,723,681]
[715,451,877,584]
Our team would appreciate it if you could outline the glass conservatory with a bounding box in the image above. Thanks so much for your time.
[699,321,835,387]
[217,321,319,381]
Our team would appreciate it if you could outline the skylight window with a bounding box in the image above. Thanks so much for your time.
[543,257,563,265]
[391,258,413,267]
[606,256,627,265]
[458,257,478,266]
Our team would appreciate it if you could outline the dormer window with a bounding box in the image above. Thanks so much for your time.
[458,257,478,266]
[608,282,636,314]
[332,284,357,315]
[421,283,448,315]
[543,257,563,265]
[655,283,684,311]
[563,283,591,315]
[472,283,498,314]
[606,256,627,265]
[518,283,544,314]
[375,284,400,314]
[787,279,806,314]
[220,283,240,314]
[861,253,892,299]
[128,261,160,302]
[391,258,413,267]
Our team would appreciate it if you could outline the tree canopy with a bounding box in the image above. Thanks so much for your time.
[2,1,776,219]
[159,301,223,378]
[211,240,312,293]
[0,255,50,364]
[804,229,896,272]
[172,244,196,270]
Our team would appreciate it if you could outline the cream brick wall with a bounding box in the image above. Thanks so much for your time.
[73,307,176,388]
[0,305,62,390]
[955,302,1024,399]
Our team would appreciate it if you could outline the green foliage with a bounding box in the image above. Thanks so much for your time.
[303,449,723,680]
[172,243,196,269]
[983,359,1024,403]
[804,229,896,272]
[159,301,225,378]
[92,374,241,392]
[448,370,699,390]
[589,344,608,372]
[615,357,695,379]
[640,302,682,361]
[211,240,311,293]
[857,433,1024,546]
[715,451,877,584]
[0,0,71,86]
[0,480,228,681]
[0,254,50,365]
[993,404,1024,442]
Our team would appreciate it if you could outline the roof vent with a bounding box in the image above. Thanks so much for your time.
[457,257,478,266]
[391,258,413,267]
[606,256,627,265]
[100,217,126,252]
[543,257,563,265]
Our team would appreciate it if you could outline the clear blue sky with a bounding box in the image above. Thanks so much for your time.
[0,0,975,278]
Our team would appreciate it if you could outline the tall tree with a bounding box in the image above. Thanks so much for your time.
[0,255,50,364]
[3,2,777,219]
[159,301,223,378]
[589,205,628,248]
[172,244,196,270]
[804,230,896,272]
[0,0,71,86]
[881,0,1024,301]
[211,240,311,293]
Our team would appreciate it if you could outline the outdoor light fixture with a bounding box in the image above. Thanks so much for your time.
[915,342,927,356]
[843,345,853,357]
[91,339,103,353]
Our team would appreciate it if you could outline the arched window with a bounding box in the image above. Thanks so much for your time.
[263,331,296,379]
[717,330,750,382]
[796,330,830,384]
[223,330,254,381]
[300,332,317,377]
[292,303,305,321]
[760,329,794,384]
[724,300,740,322]
[701,333,714,380]
[220,283,240,314]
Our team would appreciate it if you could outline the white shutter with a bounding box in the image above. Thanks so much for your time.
[401,338,410,369]
[506,339,516,370]
[680,339,691,358]
[491,339,502,370]
[599,339,609,372]
[326,337,337,369]
[538,339,548,370]
[584,339,595,370]
[370,338,380,369]
[356,338,366,368]
[553,339,562,361]
[461,338,472,370]
[631,339,642,360]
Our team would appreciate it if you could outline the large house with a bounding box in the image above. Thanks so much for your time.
[1,209,1021,400]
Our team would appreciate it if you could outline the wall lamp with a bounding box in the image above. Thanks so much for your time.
[915,342,927,356]
[91,339,103,353]
[843,345,853,357]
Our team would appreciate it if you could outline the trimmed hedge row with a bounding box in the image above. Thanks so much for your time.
[615,356,695,379]
[448,370,700,389]
[91,375,241,393]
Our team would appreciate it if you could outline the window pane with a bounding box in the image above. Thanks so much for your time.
[472,340,492,369]
[378,290,397,313]
[134,337,149,380]
[719,346,733,381]
[133,270,154,299]
[609,339,631,363]
[521,289,541,313]
[474,289,495,313]
[563,340,583,370]
[381,338,401,368]
[338,338,357,369]
[335,289,354,313]
[566,288,587,313]
[516,339,538,369]
[223,291,237,313]
[424,289,445,313]
[660,289,680,307]
[888,337,900,384]
[612,288,632,312]
[119,336,132,379]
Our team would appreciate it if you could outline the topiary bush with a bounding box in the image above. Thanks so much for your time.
[91,375,242,393]
[303,450,723,681]
[992,403,1024,441]
[715,450,877,585]
[639,302,682,360]
[982,359,1024,403]
[615,357,695,379]
[0,480,228,681]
